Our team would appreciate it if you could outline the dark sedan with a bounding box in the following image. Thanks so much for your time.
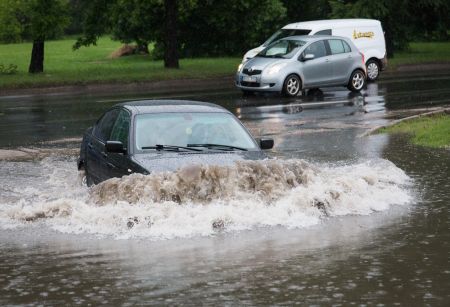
[78,100,274,185]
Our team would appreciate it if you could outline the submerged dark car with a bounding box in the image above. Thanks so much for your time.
[78,100,274,185]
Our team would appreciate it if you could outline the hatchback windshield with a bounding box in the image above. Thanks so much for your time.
[134,112,258,151]
[257,39,306,59]
[263,29,311,46]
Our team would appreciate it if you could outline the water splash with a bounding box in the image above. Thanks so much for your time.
[0,157,413,240]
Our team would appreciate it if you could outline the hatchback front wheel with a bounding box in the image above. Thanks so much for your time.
[283,74,301,97]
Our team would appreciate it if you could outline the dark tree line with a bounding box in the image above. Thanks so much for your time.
[0,0,448,73]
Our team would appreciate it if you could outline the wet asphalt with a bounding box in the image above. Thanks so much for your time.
[0,73,450,305]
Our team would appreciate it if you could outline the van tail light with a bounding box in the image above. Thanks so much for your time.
[360,52,367,74]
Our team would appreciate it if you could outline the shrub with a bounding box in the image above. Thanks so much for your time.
[0,64,18,75]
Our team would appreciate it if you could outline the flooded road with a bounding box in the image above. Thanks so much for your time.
[1,74,450,305]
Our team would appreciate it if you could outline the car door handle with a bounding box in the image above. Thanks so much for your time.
[88,143,93,149]
[325,58,330,62]
[101,151,108,158]
[347,55,352,58]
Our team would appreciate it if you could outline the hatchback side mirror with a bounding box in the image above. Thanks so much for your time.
[300,53,315,61]
[105,141,126,154]
[259,138,274,150]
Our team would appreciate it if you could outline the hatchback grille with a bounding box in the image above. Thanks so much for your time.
[243,68,262,75]
[241,81,260,87]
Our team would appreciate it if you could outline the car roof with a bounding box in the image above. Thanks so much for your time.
[280,35,350,43]
[283,19,380,29]
[115,100,230,114]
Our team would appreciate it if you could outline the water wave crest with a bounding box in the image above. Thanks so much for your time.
[90,160,314,205]
[0,158,413,239]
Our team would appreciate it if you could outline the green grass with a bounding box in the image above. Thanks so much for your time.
[388,42,450,68]
[0,38,449,89]
[0,37,241,89]
[378,113,450,148]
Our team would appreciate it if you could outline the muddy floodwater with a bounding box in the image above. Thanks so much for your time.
[1,74,450,305]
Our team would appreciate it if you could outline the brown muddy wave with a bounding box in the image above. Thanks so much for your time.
[90,159,316,205]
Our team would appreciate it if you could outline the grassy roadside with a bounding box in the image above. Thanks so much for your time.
[388,42,450,68]
[377,113,450,148]
[0,38,449,90]
[0,37,240,89]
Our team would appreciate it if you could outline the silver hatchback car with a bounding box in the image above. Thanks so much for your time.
[236,35,367,96]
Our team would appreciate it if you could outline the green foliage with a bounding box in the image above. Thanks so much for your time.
[328,0,449,56]
[328,0,410,54]
[282,0,331,23]
[110,0,163,47]
[73,0,286,58]
[0,0,27,43]
[407,0,449,41]
[177,0,286,57]
[378,114,450,148]
[73,0,115,49]
[0,0,69,43]
[0,63,18,74]
[27,0,70,41]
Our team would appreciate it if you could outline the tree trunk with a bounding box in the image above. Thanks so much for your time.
[29,40,45,73]
[164,0,179,68]
[384,25,394,58]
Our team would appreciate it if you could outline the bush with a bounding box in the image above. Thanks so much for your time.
[0,64,18,75]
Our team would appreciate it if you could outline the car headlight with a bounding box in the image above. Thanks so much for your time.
[237,63,243,72]
[264,63,284,76]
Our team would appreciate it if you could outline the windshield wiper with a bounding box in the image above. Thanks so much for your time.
[187,143,248,151]
[142,144,202,152]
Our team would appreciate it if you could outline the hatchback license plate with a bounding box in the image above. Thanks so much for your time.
[242,75,257,83]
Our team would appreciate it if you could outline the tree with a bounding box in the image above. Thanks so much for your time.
[328,0,409,57]
[74,0,180,67]
[164,0,179,68]
[0,0,26,44]
[177,0,286,57]
[27,0,69,73]
[72,0,114,50]
[407,0,449,41]
[282,0,331,23]
[108,0,164,54]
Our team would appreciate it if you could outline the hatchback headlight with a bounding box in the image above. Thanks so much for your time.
[237,63,243,72]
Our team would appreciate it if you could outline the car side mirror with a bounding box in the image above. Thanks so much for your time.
[259,138,274,150]
[300,53,315,62]
[105,141,126,154]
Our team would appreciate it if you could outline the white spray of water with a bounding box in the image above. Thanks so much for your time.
[0,157,413,240]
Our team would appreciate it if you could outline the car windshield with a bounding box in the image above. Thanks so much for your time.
[134,112,258,151]
[262,29,311,47]
[257,39,306,59]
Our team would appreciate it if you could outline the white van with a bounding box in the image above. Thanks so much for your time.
[243,19,387,81]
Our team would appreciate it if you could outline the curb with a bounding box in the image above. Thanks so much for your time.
[0,76,236,98]
[359,107,450,137]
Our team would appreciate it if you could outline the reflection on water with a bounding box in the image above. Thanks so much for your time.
[1,74,450,305]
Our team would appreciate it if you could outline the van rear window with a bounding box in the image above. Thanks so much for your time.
[314,29,331,35]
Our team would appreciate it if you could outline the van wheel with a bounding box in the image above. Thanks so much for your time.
[366,59,380,81]
[347,70,366,92]
[283,74,301,97]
